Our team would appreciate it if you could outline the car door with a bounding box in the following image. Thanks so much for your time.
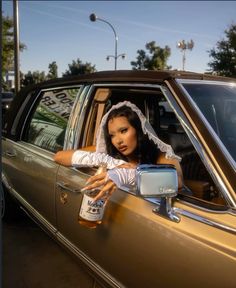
[55,83,236,288]
[2,86,82,229]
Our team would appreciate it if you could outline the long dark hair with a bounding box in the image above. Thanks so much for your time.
[104,105,159,164]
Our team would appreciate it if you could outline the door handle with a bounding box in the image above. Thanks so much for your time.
[6,151,17,157]
[56,181,81,194]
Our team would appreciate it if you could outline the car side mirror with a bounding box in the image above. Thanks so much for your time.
[136,164,180,223]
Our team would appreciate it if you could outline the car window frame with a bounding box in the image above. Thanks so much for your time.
[163,80,236,209]
[20,85,84,153]
[177,79,236,167]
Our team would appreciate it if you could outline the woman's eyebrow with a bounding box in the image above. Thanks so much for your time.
[118,126,128,131]
[109,124,129,134]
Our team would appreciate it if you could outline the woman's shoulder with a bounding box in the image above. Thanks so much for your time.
[156,152,178,165]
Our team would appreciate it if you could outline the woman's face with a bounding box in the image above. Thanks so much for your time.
[108,116,138,159]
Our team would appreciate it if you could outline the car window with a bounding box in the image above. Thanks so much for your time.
[80,86,161,148]
[181,82,236,163]
[23,87,80,152]
[159,103,227,207]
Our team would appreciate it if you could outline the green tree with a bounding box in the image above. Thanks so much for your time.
[208,23,236,77]
[63,58,96,76]
[131,41,171,70]
[2,14,26,89]
[47,61,58,79]
[21,71,46,87]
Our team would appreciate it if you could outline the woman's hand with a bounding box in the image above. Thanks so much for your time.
[81,172,117,202]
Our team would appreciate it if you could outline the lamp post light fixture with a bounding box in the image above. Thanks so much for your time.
[106,53,126,62]
[177,39,194,71]
[89,13,125,70]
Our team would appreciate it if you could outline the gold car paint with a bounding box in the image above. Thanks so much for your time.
[2,139,58,227]
[54,163,236,288]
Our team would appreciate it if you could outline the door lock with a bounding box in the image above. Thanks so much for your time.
[60,192,68,204]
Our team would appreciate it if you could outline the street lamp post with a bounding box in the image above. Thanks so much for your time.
[13,0,20,93]
[89,13,125,70]
[177,39,194,71]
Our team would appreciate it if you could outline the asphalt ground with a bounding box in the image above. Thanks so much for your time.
[1,210,99,288]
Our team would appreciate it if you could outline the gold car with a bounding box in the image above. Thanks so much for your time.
[2,70,236,288]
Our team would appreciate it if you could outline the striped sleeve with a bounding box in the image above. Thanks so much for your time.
[71,150,127,169]
[107,168,136,190]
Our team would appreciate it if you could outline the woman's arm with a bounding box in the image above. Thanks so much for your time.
[54,146,96,166]
[54,149,127,169]
[54,149,132,202]
[157,153,183,190]
[54,150,75,166]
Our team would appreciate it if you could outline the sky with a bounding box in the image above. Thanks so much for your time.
[2,1,236,77]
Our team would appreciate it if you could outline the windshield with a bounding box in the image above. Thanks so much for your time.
[180,81,236,163]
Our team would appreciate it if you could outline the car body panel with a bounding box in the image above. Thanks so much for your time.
[55,165,236,287]
[2,139,58,227]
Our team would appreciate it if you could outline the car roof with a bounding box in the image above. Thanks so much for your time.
[18,70,236,93]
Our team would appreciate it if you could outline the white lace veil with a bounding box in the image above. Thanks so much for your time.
[96,101,181,161]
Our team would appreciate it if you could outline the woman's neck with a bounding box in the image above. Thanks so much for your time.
[127,155,139,165]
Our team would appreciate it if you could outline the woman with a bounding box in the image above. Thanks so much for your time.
[54,101,183,201]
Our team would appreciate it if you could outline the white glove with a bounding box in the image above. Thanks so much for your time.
[107,168,136,191]
[72,150,127,169]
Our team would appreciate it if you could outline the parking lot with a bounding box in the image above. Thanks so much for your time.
[2,211,96,288]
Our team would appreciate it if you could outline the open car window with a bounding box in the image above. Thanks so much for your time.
[77,85,227,209]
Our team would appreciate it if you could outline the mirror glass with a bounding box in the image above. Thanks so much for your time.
[136,164,178,197]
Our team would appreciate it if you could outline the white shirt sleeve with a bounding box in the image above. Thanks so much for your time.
[71,150,127,169]
[107,168,136,191]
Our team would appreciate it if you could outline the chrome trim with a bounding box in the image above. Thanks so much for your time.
[20,89,41,139]
[92,83,162,88]
[64,85,88,150]
[56,181,81,194]
[145,195,236,235]
[12,91,34,136]
[174,207,236,235]
[40,85,83,92]
[56,232,124,288]
[6,140,55,161]
[176,79,236,86]
[71,85,94,149]
[153,197,180,223]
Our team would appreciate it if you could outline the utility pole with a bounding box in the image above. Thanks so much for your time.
[13,0,20,93]
[0,0,3,94]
